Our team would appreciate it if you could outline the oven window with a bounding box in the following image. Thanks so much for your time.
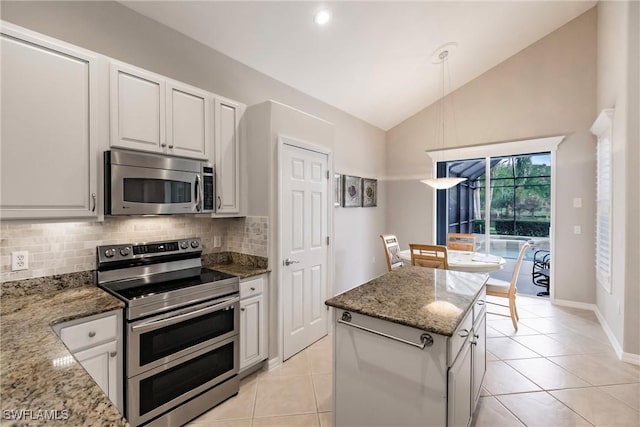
[139,306,235,367]
[139,342,234,416]
[123,178,191,204]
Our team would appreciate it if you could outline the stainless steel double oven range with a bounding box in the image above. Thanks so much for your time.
[97,238,240,427]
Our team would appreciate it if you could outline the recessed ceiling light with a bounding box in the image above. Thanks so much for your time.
[314,9,331,26]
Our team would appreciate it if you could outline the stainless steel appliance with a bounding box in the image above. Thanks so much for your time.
[96,238,239,427]
[104,149,215,215]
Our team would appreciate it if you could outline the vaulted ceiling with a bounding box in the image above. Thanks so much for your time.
[121,1,596,130]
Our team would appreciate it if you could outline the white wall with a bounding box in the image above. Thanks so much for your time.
[385,8,598,305]
[1,0,387,294]
[596,0,640,356]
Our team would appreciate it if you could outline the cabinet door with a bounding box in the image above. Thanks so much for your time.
[472,312,486,407]
[448,341,472,427]
[74,340,118,407]
[0,25,100,219]
[214,97,240,213]
[110,63,165,153]
[166,81,211,160]
[239,294,265,370]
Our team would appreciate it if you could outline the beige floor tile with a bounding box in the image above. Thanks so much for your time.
[312,374,333,412]
[471,396,525,427]
[189,419,252,427]
[506,357,591,390]
[512,334,583,357]
[599,383,640,411]
[516,296,551,306]
[307,335,332,353]
[486,351,499,361]
[318,412,333,427]
[486,326,505,337]
[307,349,333,374]
[259,351,311,379]
[547,331,614,354]
[487,337,541,359]
[497,391,592,427]
[252,414,319,427]
[487,319,542,336]
[482,360,542,395]
[479,387,491,397]
[549,354,640,386]
[519,317,575,334]
[551,387,640,426]
[254,375,317,417]
[192,379,257,422]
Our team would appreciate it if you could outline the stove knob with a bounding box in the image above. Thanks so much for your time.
[190,240,200,249]
[104,249,116,258]
[180,241,189,249]
[120,247,130,257]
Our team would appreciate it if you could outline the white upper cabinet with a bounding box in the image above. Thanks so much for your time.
[0,23,104,220]
[110,62,209,160]
[166,81,211,160]
[110,63,165,153]
[214,97,243,214]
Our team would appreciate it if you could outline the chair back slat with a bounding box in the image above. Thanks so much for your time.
[409,244,449,270]
[380,234,403,272]
[447,233,476,252]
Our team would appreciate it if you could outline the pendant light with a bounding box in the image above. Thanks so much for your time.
[421,46,467,190]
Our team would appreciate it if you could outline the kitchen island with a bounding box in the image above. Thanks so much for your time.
[325,266,487,427]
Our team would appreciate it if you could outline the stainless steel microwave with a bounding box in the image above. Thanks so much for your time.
[104,149,215,215]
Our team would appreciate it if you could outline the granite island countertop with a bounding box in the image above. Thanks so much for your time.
[1,274,128,427]
[325,266,487,337]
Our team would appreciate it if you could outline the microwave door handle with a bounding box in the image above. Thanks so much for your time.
[194,174,201,212]
[131,296,240,333]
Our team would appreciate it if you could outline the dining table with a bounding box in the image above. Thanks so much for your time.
[398,249,506,273]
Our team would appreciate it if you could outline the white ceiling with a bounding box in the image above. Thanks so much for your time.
[121,1,596,131]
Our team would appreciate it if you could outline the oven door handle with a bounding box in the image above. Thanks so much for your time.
[131,296,239,333]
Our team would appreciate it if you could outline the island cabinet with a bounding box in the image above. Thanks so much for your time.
[326,266,487,427]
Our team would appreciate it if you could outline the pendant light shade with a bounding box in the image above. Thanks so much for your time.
[420,177,466,190]
[422,44,466,190]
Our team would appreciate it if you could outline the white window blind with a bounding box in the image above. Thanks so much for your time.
[591,109,613,293]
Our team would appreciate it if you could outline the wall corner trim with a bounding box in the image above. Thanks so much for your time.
[590,108,614,137]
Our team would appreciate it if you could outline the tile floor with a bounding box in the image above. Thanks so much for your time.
[187,295,640,427]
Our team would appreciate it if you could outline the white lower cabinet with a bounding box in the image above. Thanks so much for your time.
[239,274,268,371]
[54,310,123,412]
[448,339,473,427]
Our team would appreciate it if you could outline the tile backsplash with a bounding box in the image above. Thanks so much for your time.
[0,216,268,282]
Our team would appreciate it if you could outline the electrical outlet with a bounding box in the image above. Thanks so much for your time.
[573,225,582,235]
[573,197,582,208]
[11,251,29,271]
[213,235,222,248]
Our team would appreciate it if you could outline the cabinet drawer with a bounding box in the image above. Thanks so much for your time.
[60,314,117,352]
[240,276,264,299]
[448,310,473,366]
[473,287,487,323]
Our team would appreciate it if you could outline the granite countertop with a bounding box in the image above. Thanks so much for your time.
[202,252,270,279]
[325,266,487,337]
[1,275,128,427]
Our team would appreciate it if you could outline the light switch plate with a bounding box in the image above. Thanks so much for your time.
[573,198,582,208]
[573,225,582,235]
[213,235,222,248]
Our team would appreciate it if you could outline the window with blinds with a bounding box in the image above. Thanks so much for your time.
[591,109,613,293]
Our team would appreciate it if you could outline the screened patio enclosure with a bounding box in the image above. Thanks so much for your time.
[436,153,552,261]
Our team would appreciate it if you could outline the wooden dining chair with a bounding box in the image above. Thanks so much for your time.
[380,234,403,272]
[447,233,476,252]
[485,242,531,331]
[408,244,449,270]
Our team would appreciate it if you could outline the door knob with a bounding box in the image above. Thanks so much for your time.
[284,258,300,266]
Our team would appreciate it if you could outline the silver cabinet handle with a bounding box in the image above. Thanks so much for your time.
[284,258,300,266]
[194,174,201,212]
[338,311,433,349]
[88,331,96,338]
[91,193,96,212]
[240,308,245,312]
[217,195,221,210]
[109,351,117,358]
[250,287,256,291]
[161,142,167,148]
[477,300,485,306]
[458,329,469,338]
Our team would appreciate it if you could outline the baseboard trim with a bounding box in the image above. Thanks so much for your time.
[593,305,625,359]
[267,356,281,371]
[621,352,640,365]
[551,298,597,311]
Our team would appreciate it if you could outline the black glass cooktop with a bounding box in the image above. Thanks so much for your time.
[102,268,237,301]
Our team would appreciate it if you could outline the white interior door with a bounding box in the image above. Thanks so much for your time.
[281,141,329,360]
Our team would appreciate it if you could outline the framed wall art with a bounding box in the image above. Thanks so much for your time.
[362,178,377,207]
[333,173,342,207]
[342,175,362,207]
